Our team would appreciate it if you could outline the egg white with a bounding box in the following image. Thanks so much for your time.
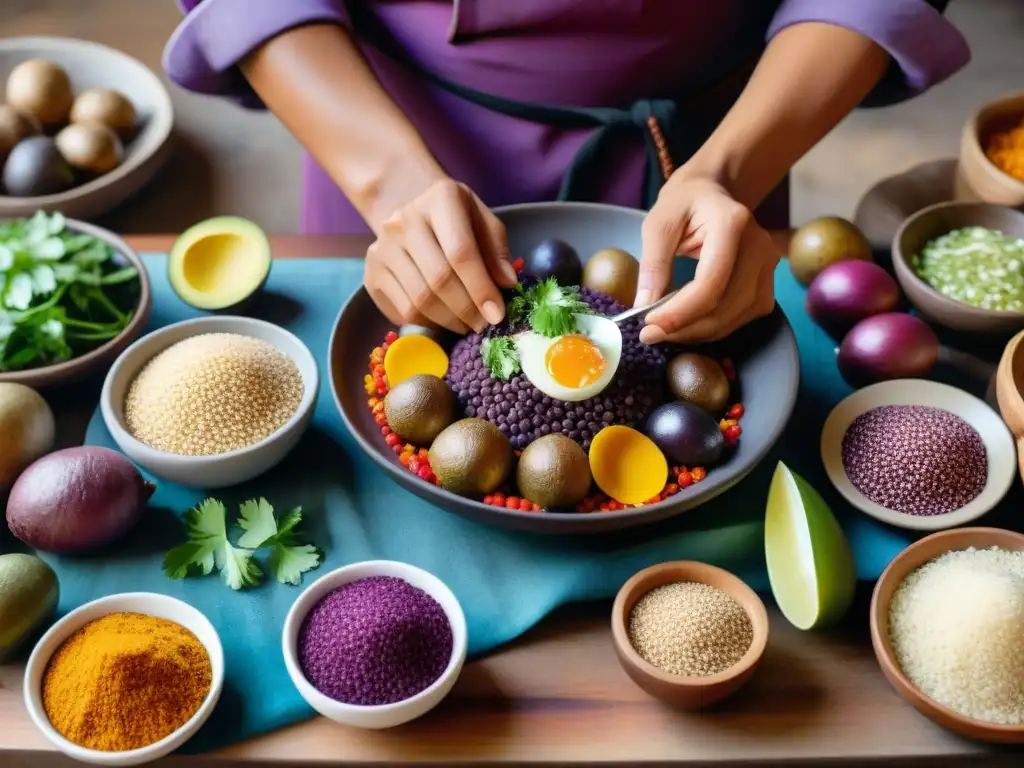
[516,313,622,402]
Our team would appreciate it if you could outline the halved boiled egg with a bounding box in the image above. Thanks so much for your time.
[516,313,622,402]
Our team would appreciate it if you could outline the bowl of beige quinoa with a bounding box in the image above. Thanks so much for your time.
[100,315,318,488]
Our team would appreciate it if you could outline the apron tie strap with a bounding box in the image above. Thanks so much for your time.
[347,4,689,208]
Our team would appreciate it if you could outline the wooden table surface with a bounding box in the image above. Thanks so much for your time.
[1,234,1020,768]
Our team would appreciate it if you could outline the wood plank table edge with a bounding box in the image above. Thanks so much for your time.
[2,232,1015,767]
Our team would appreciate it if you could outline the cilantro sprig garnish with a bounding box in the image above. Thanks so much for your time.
[480,277,593,381]
[524,277,590,337]
[163,497,323,590]
[0,210,138,372]
[481,336,521,381]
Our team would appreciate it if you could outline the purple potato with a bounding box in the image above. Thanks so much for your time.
[522,239,582,286]
[837,312,938,388]
[806,260,901,338]
[6,447,155,554]
[644,401,725,466]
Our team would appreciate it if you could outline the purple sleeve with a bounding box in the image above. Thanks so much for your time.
[162,0,350,110]
[768,0,970,106]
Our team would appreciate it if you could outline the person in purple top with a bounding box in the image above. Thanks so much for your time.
[164,1,969,343]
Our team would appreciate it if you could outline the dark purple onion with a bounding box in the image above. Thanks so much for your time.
[6,447,154,553]
[806,261,901,338]
[521,239,582,286]
[644,402,725,465]
[837,312,939,387]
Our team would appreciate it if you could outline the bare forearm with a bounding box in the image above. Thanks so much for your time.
[680,22,890,210]
[239,23,444,232]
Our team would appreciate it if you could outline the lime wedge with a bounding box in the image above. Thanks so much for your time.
[765,461,856,630]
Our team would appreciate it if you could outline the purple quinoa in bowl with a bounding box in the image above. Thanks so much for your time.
[446,287,670,451]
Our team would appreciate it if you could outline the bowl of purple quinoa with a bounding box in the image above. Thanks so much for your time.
[821,379,1016,531]
[282,559,467,729]
[330,202,800,533]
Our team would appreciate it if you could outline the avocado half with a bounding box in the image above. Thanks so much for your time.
[168,216,271,310]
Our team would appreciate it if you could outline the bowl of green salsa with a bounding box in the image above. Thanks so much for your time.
[893,202,1024,335]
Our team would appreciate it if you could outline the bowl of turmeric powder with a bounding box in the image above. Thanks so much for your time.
[957,92,1024,210]
[22,592,224,766]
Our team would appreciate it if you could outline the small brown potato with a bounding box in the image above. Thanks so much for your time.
[70,88,136,140]
[55,122,123,175]
[0,104,41,162]
[5,59,73,128]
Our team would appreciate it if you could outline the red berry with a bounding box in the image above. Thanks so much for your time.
[380,426,391,436]
[392,444,403,454]
[519,499,532,511]
[511,257,525,273]
[727,403,745,420]
[385,433,400,447]
[505,497,519,509]
[409,458,422,473]
[385,330,399,344]
[725,425,742,443]
[416,466,432,480]
[677,471,693,488]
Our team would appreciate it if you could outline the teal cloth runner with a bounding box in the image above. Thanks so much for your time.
[27,253,1010,752]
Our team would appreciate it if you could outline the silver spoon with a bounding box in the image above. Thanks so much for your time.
[610,289,679,325]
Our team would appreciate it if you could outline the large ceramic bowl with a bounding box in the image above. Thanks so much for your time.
[0,218,151,390]
[0,37,174,220]
[891,201,1024,335]
[329,202,800,533]
[956,92,1024,210]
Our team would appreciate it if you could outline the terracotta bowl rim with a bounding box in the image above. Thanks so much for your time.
[964,91,1024,194]
[891,200,1024,321]
[0,217,151,383]
[996,329,1024,435]
[610,560,769,690]
[869,526,1024,737]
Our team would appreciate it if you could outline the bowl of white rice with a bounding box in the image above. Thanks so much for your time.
[870,526,1024,744]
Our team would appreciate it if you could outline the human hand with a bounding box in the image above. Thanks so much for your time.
[365,178,518,334]
[635,176,782,345]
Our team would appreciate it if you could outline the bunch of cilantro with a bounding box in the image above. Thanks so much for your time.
[164,497,323,590]
[0,210,139,372]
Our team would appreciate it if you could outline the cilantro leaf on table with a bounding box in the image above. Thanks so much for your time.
[236,498,279,549]
[236,499,323,585]
[163,498,262,590]
[480,336,520,381]
[165,497,323,590]
[0,210,139,372]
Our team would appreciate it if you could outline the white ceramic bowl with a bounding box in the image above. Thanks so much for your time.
[100,315,319,488]
[821,379,1016,531]
[23,592,224,766]
[0,37,174,219]
[282,560,468,729]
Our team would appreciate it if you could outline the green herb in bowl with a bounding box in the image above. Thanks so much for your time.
[0,211,140,372]
[910,226,1024,312]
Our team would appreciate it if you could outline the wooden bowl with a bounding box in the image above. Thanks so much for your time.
[0,218,151,390]
[891,201,1024,334]
[870,527,1024,744]
[956,93,1024,209]
[0,37,174,220]
[995,329,1024,484]
[610,561,769,710]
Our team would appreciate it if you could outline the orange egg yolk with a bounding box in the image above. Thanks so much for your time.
[545,335,606,389]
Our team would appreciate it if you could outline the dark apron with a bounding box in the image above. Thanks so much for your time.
[346,3,755,211]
